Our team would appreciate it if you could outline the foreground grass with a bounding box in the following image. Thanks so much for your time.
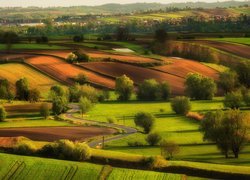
[0,153,182,180]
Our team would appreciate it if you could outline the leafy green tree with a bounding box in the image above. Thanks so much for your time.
[40,103,50,119]
[66,53,78,63]
[116,26,130,41]
[146,132,162,146]
[0,31,19,51]
[0,79,11,99]
[50,85,65,99]
[115,75,134,101]
[219,70,238,93]
[236,62,250,88]
[15,78,29,100]
[28,88,41,103]
[73,35,84,42]
[171,96,191,115]
[158,81,171,101]
[0,106,7,122]
[52,96,68,115]
[224,91,244,109]
[201,110,248,158]
[79,97,93,118]
[137,79,159,101]
[185,73,217,100]
[155,29,168,43]
[134,112,155,133]
[243,90,250,107]
[74,73,88,85]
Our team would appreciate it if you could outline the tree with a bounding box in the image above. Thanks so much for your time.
[28,88,41,103]
[115,75,134,101]
[36,36,49,44]
[236,62,250,88]
[52,96,68,115]
[50,85,65,99]
[155,29,168,43]
[0,79,11,99]
[73,50,90,62]
[0,31,19,51]
[73,35,84,42]
[116,26,130,41]
[74,73,88,85]
[201,110,249,158]
[224,91,244,109]
[134,112,155,133]
[185,73,217,100]
[243,90,250,107]
[15,78,29,101]
[66,53,78,63]
[79,97,93,118]
[160,140,180,159]
[40,103,50,119]
[158,81,171,101]
[137,79,159,101]
[0,106,7,122]
[219,70,238,93]
[146,133,162,146]
[171,96,191,115]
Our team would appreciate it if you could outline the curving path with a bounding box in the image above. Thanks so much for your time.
[65,104,137,148]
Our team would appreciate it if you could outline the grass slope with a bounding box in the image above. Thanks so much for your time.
[209,38,250,46]
[0,44,68,50]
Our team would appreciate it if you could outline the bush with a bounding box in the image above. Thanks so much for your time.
[134,112,155,133]
[73,35,84,42]
[50,85,65,98]
[0,106,7,122]
[224,91,244,109]
[127,140,144,147]
[66,52,78,63]
[160,140,180,159]
[171,96,191,115]
[79,97,93,117]
[146,133,162,146]
[73,50,90,62]
[52,96,68,115]
[40,103,50,119]
[69,84,99,103]
[219,70,238,93]
[244,90,250,107]
[185,73,217,100]
[36,36,48,43]
[186,112,204,121]
[16,77,29,101]
[14,141,37,155]
[73,142,91,161]
[74,73,88,85]
[28,88,41,103]
[107,117,116,124]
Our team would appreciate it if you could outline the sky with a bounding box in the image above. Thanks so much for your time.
[0,0,239,7]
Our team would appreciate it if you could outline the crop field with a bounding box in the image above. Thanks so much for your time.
[80,62,185,95]
[108,168,183,180]
[0,63,60,97]
[153,57,219,79]
[189,40,250,59]
[0,153,182,180]
[26,56,115,88]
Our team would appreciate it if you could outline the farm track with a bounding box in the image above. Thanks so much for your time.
[65,104,137,148]
[189,40,250,59]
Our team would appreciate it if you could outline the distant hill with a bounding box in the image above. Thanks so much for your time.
[0,1,249,20]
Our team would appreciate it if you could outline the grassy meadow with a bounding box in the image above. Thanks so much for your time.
[0,43,68,50]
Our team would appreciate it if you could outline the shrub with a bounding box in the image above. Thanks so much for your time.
[107,117,116,124]
[137,79,159,101]
[186,112,204,121]
[134,112,155,133]
[98,90,110,102]
[40,103,50,119]
[73,35,84,42]
[69,84,99,103]
[14,141,37,155]
[127,140,144,147]
[52,96,68,115]
[146,133,162,146]
[219,70,239,93]
[50,85,65,99]
[160,140,180,159]
[79,97,93,117]
[39,143,58,157]
[171,96,191,115]
[185,73,217,100]
[66,52,78,63]
[36,36,48,43]
[73,50,90,62]
[243,90,250,107]
[28,88,41,102]
[224,91,244,109]
[74,73,88,85]
[16,77,29,101]
[0,106,7,122]
[73,142,91,161]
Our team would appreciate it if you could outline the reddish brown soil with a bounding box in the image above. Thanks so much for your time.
[0,137,23,148]
[26,56,115,89]
[153,57,219,79]
[191,40,250,59]
[4,104,51,114]
[0,126,116,142]
[80,62,185,95]
[0,53,34,60]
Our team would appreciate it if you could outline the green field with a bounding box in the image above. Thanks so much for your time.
[75,98,250,166]
[0,153,182,180]
[209,38,250,46]
[0,43,68,50]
